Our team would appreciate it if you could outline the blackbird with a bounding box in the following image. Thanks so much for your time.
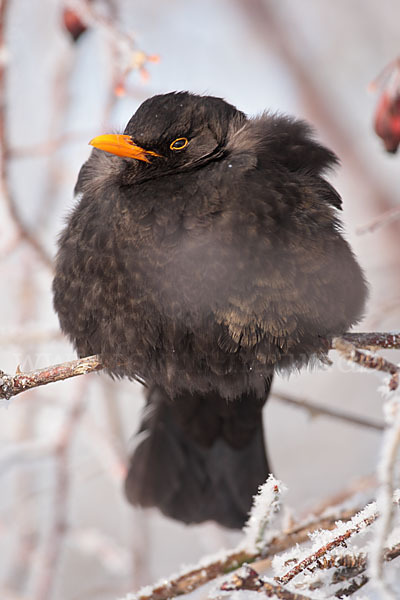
[53,91,367,529]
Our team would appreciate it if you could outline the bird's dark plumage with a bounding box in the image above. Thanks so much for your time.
[53,91,367,528]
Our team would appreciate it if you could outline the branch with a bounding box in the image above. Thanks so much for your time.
[65,0,159,94]
[339,332,400,350]
[272,390,385,431]
[126,505,370,600]
[275,503,379,585]
[234,0,400,262]
[0,1,52,271]
[333,337,400,391]
[369,404,400,598]
[310,542,400,598]
[220,565,312,600]
[0,355,102,400]
[1,332,399,401]
[9,132,92,159]
[356,206,400,235]
[34,386,86,600]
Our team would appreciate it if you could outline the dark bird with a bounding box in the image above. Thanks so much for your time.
[53,92,367,529]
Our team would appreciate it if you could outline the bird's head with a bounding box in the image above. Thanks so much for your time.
[89,92,246,180]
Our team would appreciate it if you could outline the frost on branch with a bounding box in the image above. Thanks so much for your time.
[116,344,400,600]
[369,389,400,599]
[117,488,400,600]
[242,474,285,553]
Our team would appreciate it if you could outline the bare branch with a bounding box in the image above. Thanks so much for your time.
[9,132,92,159]
[272,390,385,431]
[1,331,399,402]
[65,0,159,97]
[34,385,86,600]
[0,2,53,270]
[0,332,399,401]
[357,206,400,235]
[0,355,102,400]
[234,0,400,272]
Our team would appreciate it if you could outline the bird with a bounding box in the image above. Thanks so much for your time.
[53,91,368,529]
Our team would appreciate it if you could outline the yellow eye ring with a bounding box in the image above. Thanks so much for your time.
[170,137,188,151]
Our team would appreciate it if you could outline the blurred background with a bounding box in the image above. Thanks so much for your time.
[0,1,399,598]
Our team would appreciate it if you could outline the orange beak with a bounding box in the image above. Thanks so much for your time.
[89,134,161,162]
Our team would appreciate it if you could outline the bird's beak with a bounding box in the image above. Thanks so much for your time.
[89,134,161,162]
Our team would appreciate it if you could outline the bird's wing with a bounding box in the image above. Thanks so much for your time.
[204,124,366,362]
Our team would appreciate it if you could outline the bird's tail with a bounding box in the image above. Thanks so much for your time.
[124,380,272,529]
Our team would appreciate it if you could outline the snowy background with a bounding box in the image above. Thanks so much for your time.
[0,1,399,599]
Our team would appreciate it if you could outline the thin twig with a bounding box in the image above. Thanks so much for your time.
[129,506,366,600]
[1,332,399,401]
[314,542,400,577]
[272,390,385,431]
[275,504,379,585]
[9,132,92,159]
[308,542,400,597]
[357,206,400,235]
[339,332,400,351]
[0,355,102,400]
[333,337,400,391]
[369,406,400,599]
[65,0,158,96]
[34,384,87,600]
[220,565,312,600]
[0,1,52,271]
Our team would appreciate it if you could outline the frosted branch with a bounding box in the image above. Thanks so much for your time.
[220,564,312,599]
[119,502,374,600]
[275,501,379,585]
[242,475,285,552]
[333,337,400,390]
[369,400,400,599]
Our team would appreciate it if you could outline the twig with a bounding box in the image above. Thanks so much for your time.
[127,506,366,600]
[0,1,52,271]
[313,542,400,578]
[243,475,284,552]
[272,390,385,431]
[369,404,400,599]
[1,332,399,401]
[9,132,92,159]
[66,0,137,50]
[65,0,158,95]
[275,503,379,585]
[306,542,400,597]
[0,355,102,400]
[333,337,400,391]
[234,0,400,275]
[356,206,400,235]
[220,565,312,600]
[34,384,87,600]
[339,332,400,350]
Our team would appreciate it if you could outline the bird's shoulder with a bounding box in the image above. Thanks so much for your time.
[228,113,338,174]
[223,112,342,210]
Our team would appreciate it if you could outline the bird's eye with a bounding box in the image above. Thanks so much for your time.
[170,137,188,151]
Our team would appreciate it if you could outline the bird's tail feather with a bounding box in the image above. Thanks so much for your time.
[124,382,272,529]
